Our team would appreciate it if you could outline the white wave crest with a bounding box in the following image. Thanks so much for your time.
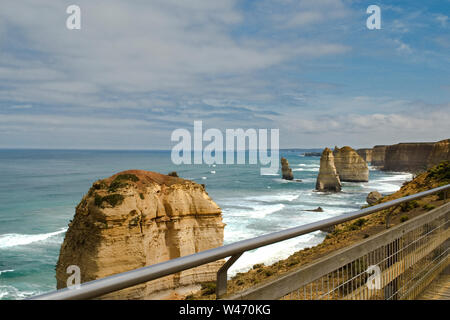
[0,228,67,249]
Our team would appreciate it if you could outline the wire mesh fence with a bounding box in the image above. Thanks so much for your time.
[281,211,449,300]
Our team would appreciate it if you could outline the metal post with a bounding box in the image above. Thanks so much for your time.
[216,253,243,299]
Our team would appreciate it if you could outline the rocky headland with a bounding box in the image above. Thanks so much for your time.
[56,170,225,299]
[383,139,450,173]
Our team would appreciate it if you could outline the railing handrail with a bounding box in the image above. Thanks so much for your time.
[29,184,450,300]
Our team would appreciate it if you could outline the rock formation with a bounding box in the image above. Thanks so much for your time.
[333,146,369,182]
[357,148,373,163]
[366,191,382,205]
[371,145,387,167]
[281,157,294,180]
[305,207,324,212]
[316,148,342,192]
[55,170,225,299]
[383,139,450,172]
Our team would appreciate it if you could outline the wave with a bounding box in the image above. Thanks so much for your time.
[0,228,67,249]
[223,203,285,219]
[0,285,40,300]
[0,270,14,276]
[245,193,300,202]
[296,163,320,168]
[292,167,319,172]
[228,231,324,276]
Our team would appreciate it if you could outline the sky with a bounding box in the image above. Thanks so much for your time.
[0,0,449,149]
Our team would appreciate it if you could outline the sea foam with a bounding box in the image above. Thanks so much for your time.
[0,228,67,249]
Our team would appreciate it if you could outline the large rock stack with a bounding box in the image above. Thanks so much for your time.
[281,157,294,180]
[334,146,369,182]
[56,170,225,299]
[316,148,342,192]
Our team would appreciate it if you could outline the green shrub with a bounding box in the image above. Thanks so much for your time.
[427,161,450,181]
[101,194,125,207]
[108,174,139,192]
[400,215,409,223]
[94,194,103,206]
[264,270,274,277]
[401,200,419,212]
[423,204,436,211]
[200,282,216,295]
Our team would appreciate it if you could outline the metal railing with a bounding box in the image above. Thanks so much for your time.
[231,201,449,300]
[30,184,450,300]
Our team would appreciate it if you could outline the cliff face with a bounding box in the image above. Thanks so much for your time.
[316,148,342,192]
[356,148,372,163]
[334,146,369,182]
[427,139,450,168]
[56,170,225,299]
[281,157,294,180]
[383,139,450,172]
[371,145,387,167]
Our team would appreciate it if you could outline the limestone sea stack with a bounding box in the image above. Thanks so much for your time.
[281,157,294,180]
[333,146,369,182]
[316,148,342,192]
[55,170,225,299]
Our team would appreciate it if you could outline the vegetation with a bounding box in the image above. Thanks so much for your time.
[427,161,450,182]
[400,200,419,212]
[94,194,125,208]
[200,282,216,296]
[108,174,139,192]
[400,215,409,223]
[168,171,179,177]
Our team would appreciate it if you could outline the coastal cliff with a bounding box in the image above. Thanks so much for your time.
[334,146,369,182]
[55,170,225,299]
[371,145,387,167]
[316,148,341,192]
[356,148,372,163]
[383,139,450,172]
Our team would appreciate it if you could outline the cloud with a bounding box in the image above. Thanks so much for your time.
[435,14,449,27]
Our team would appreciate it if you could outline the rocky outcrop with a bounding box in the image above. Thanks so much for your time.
[366,191,382,205]
[55,170,225,299]
[383,139,450,172]
[333,146,369,182]
[316,148,341,192]
[281,157,294,180]
[371,145,387,167]
[357,148,373,163]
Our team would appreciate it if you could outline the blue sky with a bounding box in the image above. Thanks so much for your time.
[0,0,449,149]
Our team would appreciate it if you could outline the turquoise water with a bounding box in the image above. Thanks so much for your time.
[0,149,412,299]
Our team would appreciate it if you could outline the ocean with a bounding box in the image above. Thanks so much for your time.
[0,149,412,300]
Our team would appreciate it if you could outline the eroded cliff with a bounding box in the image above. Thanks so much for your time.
[334,146,369,182]
[383,139,450,172]
[56,170,225,299]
